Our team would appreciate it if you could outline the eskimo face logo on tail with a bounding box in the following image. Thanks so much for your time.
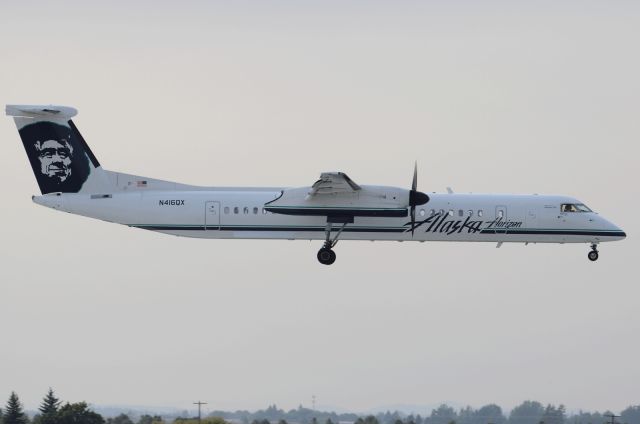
[19,121,90,194]
[35,139,73,182]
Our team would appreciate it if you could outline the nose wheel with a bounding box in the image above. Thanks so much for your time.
[588,244,599,261]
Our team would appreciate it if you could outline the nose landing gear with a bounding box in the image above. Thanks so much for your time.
[588,244,599,261]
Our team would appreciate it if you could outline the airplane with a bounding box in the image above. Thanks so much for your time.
[7,104,626,265]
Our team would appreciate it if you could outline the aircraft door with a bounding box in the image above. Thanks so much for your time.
[205,201,220,230]
[526,209,538,228]
[495,205,507,234]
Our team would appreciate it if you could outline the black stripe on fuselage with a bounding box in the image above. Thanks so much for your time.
[480,229,626,237]
[133,225,404,232]
[264,207,408,218]
[131,225,625,238]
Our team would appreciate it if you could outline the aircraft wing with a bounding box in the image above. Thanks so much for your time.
[264,172,408,220]
[307,172,361,197]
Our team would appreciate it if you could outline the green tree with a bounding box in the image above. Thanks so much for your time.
[457,407,474,424]
[137,415,163,424]
[541,405,565,424]
[107,415,133,424]
[569,411,604,424]
[508,402,544,424]
[621,406,640,424]
[39,389,61,415]
[476,404,506,424]
[35,388,62,424]
[427,405,457,424]
[56,402,104,424]
[4,392,28,424]
[363,416,379,424]
[263,407,283,422]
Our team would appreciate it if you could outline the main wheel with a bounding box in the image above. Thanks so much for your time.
[588,250,599,261]
[317,247,337,265]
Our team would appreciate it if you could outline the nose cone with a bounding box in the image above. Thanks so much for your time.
[599,216,626,240]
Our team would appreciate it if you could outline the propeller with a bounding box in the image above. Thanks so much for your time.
[408,162,430,236]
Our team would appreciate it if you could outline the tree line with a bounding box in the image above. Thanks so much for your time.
[212,402,640,424]
[2,392,639,424]
[0,390,163,424]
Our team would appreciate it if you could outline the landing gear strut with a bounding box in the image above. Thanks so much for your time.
[588,243,599,262]
[317,222,347,265]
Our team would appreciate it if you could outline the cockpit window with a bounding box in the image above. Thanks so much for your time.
[561,203,592,213]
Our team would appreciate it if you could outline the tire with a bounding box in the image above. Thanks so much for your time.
[327,249,337,265]
[588,250,599,261]
[317,248,336,265]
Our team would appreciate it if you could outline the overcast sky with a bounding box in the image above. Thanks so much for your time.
[0,0,638,416]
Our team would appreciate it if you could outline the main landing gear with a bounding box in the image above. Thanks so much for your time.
[317,222,347,265]
[588,243,599,262]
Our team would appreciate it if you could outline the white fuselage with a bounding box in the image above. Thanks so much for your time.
[7,104,625,263]
[34,185,626,245]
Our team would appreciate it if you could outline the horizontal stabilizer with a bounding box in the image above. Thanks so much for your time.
[6,104,78,119]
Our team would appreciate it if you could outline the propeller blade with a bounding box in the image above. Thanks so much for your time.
[408,162,429,207]
[408,162,429,237]
[410,205,416,236]
[412,161,418,192]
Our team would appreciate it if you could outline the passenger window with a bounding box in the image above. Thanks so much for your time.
[468,209,473,217]
[478,210,483,217]
[439,209,444,216]
[243,207,249,214]
[448,209,454,216]
[419,209,425,217]
[430,209,435,216]
[262,208,267,214]
[498,210,504,218]
[224,207,229,214]
[458,209,463,217]
[233,207,239,214]
[253,207,258,214]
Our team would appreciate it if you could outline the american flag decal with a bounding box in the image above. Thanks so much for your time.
[128,180,148,187]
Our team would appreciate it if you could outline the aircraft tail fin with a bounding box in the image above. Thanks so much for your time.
[6,104,113,194]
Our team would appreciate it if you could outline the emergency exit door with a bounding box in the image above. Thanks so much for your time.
[205,201,220,230]
[495,205,508,234]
